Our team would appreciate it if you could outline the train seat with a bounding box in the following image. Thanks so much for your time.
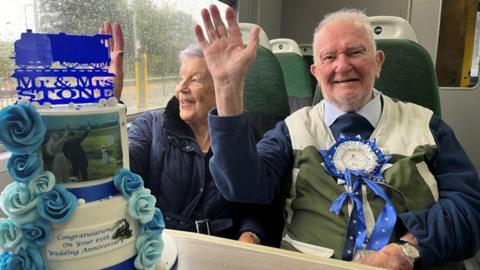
[239,23,272,50]
[239,23,290,135]
[369,16,418,42]
[299,44,317,94]
[270,38,314,112]
[313,39,441,117]
[375,39,441,116]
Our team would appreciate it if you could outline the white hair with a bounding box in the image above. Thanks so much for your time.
[312,8,376,63]
[179,44,204,62]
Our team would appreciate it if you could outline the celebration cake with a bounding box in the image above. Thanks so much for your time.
[0,31,172,270]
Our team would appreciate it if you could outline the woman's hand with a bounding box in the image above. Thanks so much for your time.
[195,5,260,116]
[99,22,124,100]
[238,231,261,245]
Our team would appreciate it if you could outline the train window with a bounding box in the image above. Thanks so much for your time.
[436,0,480,87]
[0,0,228,113]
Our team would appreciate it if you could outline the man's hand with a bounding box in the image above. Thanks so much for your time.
[195,5,260,116]
[99,22,124,100]
[238,231,260,244]
[353,243,413,270]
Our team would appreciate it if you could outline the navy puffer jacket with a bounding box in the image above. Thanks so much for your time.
[128,97,270,241]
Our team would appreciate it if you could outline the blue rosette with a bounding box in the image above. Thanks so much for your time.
[142,208,165,235]
[5,247,46,270]
[28,171,55,197]
[0,183,39,224]
[128,189,156,224]
[20,220,51,248]
[7,152,43,184]
[113,168,144,198]
[37,185,77,223]
[0,219,23,252]
[111,167,166,270]
[319,135,396,253]
[134,234,163,270]
[0,103,46,154]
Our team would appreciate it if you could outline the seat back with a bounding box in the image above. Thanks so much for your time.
[239,23,290,135]
[313,39,441,117]
[270,38,314,112]
[369,16,418,42]
[299,43,317,94]
[245,45,290,135]
[375,39,441,116]
[239,23,272,50]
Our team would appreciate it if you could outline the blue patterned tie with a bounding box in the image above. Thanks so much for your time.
[330,112,374,141]
[329,112,377,261]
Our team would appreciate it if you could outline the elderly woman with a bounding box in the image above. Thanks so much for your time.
[126,44,273,243]
[102,20,277,244]
[128,46,270,243]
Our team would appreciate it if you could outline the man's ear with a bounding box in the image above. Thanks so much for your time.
[375,50,385,79]
[310,64,317,77]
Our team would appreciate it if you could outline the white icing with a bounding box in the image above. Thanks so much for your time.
[107,97,118,107]
[46,196,139,268]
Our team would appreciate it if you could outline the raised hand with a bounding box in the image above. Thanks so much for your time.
[99,22,124,100]
[195,5,260,116]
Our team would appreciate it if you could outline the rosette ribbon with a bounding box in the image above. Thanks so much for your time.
[329,169,397,254]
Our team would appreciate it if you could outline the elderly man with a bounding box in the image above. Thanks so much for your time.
[195,5,480,270]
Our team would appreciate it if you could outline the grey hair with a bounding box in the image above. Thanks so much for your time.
[179,44,204,62]
[312,8,376,63]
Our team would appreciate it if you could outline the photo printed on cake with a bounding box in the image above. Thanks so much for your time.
[41,111,123,183]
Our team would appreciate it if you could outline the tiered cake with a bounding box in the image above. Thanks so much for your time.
[0,31,171,270]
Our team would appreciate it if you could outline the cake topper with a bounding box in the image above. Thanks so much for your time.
[12,30,115,105]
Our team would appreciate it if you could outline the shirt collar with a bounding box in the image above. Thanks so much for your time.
[324,89,382,128]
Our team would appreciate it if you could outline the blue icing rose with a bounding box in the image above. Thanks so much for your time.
[7,152,43,184]
[128,189,156,224]
[0,252,12,270]
[37,185,77,223]
[142,208,165,235]
[0,219,23,252]
[28,171,55,197]
[0,103,46,154]
[113,168,144,198]
[134,234,163,270]
[5,247,46,270]
[19,220,51,248]
[0,183,39,224]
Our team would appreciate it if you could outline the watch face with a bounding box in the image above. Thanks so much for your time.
[402,243,421,259]
[333,141,378,173]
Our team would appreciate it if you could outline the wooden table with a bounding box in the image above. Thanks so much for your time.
[166,229,382,270]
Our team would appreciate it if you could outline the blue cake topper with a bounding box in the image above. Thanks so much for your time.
[12,30,115,105]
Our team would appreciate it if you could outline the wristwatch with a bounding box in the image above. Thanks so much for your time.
[396,239,420,262]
